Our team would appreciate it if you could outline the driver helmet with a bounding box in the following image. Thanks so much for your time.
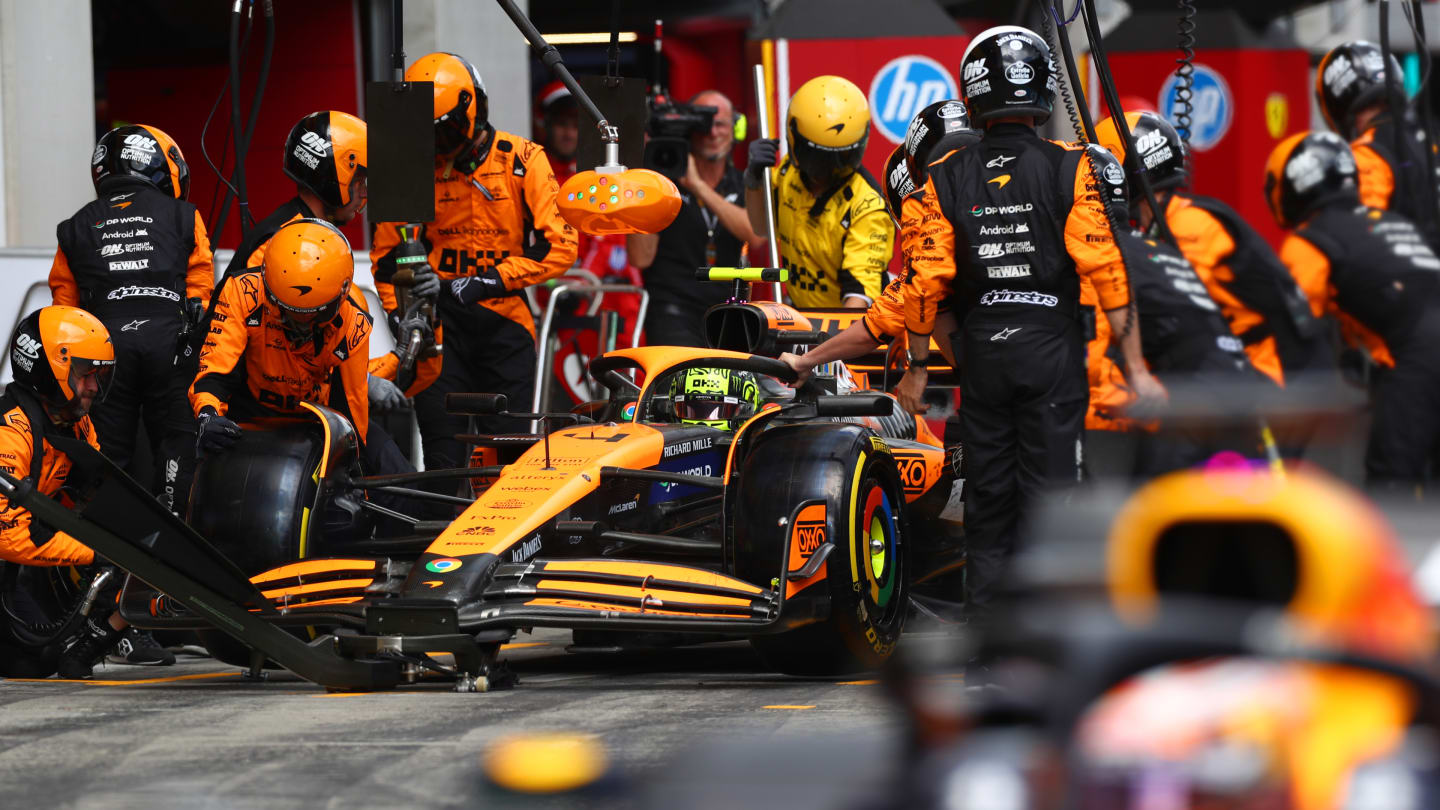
[8,306,115,424]
[668,367,760,429]
[262,219,355,347]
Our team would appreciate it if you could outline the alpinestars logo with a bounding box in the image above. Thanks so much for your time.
[121,319,148,332]
[986,154,1016,169]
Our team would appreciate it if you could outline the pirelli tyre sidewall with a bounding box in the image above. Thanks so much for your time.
[735,422,909,675]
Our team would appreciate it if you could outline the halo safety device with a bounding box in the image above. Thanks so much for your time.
[1264,131,1359,229]
[786,75,871,190]
[91,124,190,200]
[960,25,1059,125]
[1315,41,1404,141]
[667,367,760,429]
[283,111,368,212]
[9,306,116,420]
[261,218,356,345]
[406,52,489,156]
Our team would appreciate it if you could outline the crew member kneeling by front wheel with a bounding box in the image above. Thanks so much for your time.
[188,219,415,520]
[0,306,172,678]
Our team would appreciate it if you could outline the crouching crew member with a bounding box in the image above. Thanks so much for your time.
[1267,131,1440,493]
[189,219,410,484]
[0,307,170,678]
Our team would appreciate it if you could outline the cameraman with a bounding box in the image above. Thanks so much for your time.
[627,91,764,347]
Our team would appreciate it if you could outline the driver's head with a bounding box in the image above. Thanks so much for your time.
[668,367,759,430]
[8,306,115,425]
[262,219,354,347]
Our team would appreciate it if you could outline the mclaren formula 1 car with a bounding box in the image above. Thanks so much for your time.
[0,303,963,691]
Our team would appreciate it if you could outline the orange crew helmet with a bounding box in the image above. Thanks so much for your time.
[91,124,190,200]
[262,219,355,345]
[283,111,367,213]
[9,306,115,421]
[405,52,488,155]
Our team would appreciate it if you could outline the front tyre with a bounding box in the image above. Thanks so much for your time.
[752,451,908,675]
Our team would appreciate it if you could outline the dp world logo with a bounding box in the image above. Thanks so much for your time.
[1159,63,1233,152]
[869,55,958,145]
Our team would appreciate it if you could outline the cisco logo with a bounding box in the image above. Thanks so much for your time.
[868,55,958,145]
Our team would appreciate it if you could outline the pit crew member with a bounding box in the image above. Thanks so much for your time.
[1316,40,1440,251]
[1267,131,1440,492]
[189,219,411,485]
[903,26,1163,621]
[745,75,894,309]
[1094,111,1325,387]
[371,52,578,471]
[49,124,213,517]
[0,306,171,678]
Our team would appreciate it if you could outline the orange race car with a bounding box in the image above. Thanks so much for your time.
[1,288,963,690]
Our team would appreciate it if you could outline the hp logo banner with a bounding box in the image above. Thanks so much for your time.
[1159,63,1233,152]
[869,55,958,144]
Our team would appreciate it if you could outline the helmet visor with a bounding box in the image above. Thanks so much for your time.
[674,394,748,422]
[435,96,472,155]
[65,356,115,415]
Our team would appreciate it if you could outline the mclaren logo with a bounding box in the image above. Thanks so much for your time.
[987,174,1012,189]
[828,123,845,134]
[291,285,312,296]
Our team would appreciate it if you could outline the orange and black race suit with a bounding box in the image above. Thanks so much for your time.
[0,395,100,566]
[190,270,374,441]
[50,176,214,514]
[1353,118,1440,252]
[1165,192,1324,386]
[905,124,1131,613]
[227,198,441,398]
[1279,203,1440,487]
[370,128,577,471]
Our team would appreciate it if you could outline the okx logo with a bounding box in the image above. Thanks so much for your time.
[789,502,828,572]
[868,55,958,145]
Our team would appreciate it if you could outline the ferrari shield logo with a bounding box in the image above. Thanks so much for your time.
[1265,94,1288,140]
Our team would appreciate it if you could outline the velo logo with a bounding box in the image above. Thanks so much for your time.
[868,55,958,145]
[1159,63,1233,152]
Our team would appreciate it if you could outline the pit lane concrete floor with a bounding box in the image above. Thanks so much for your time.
[0,627,910,810]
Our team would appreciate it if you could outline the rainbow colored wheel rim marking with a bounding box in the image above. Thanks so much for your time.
[861,485,897,608]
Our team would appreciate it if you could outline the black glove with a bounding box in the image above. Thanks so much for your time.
[449,268,509,305]
[745,138,779,189]
[395,310,434,346]
[196,407,242,458]
[409,266,440,301]
[368,374,409,413]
